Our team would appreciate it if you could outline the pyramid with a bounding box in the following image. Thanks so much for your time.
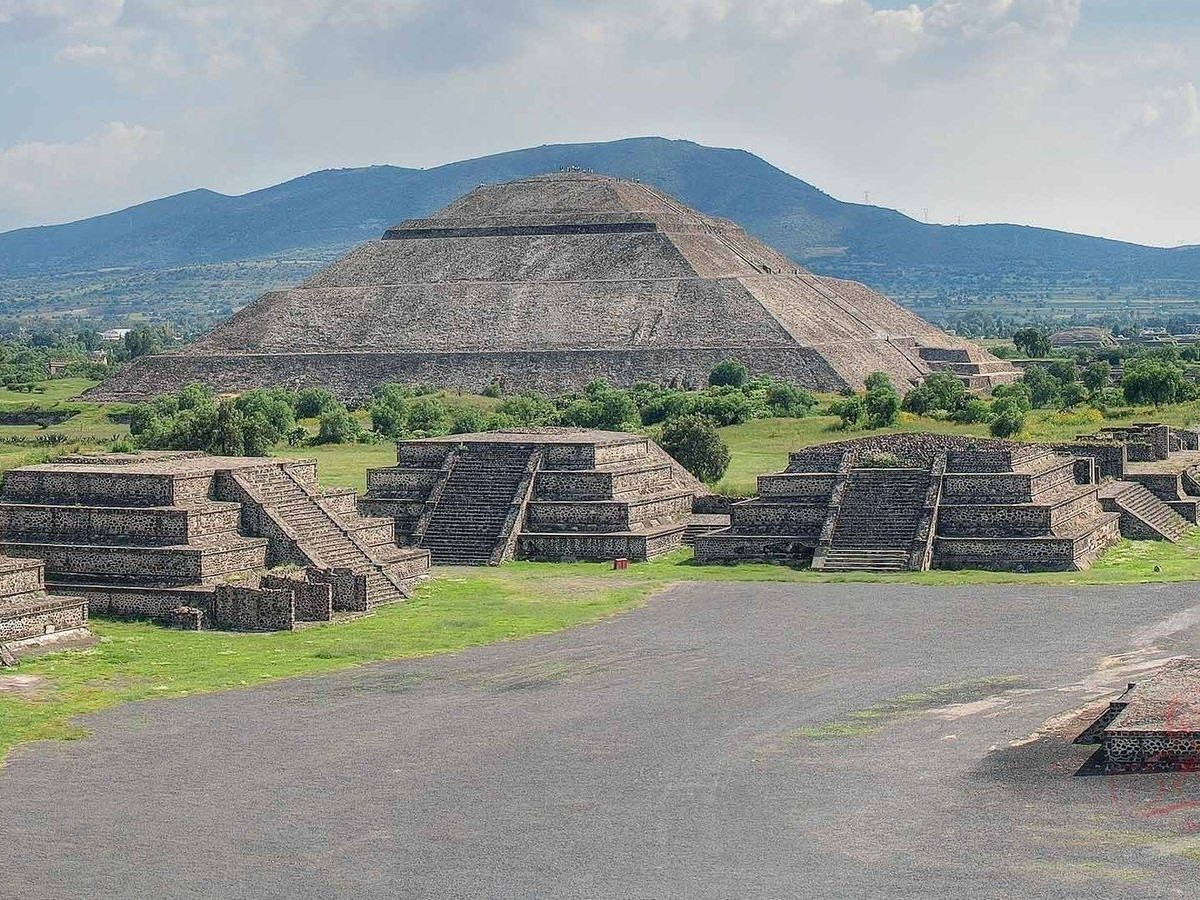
[90,172,1017,401]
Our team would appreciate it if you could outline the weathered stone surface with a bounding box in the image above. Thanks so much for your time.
[89,173,1017,401]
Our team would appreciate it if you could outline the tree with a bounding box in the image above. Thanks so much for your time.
[1021,365,1062,408]
[1122,357,1184,407]
[315,404,364,444]
[989,398,1027,438]
[659,414,730,483]
[1083,361,1111,393]
[902,371,966,415]
[295,387,335,418]
[497,391,559,426]
[830,394,866,429]
[1012,327,1050,359]
[708,358,748,388]
[863,371,901,429]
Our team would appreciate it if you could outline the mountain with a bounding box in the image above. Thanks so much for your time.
[2,136,1199,330]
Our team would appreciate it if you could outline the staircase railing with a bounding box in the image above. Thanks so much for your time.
[490,448,544,566]
[811,451,856,571]
[908,454,945,571]
[410,447,460,546]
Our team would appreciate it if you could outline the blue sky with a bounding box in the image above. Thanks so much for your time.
[1,0,1198,246]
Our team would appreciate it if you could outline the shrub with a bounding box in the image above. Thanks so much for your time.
[315,404,364,444]
[1122,357,1185,407]
[863,372,901,429]
[989,398,1026,438]
[830,394,866,429]
[295,387,335,418]
[659,414,730,483]
[496,391,559,427]
[1012,327,1050,359]
[708,359,748,388]
[902,372,966,416]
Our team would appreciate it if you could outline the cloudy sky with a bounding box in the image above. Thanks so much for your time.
[1,0,1198,245]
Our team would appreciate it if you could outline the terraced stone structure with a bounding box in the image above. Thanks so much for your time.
[0,555,89,664]
[90,172,1017,402]
[1061,423,1200,524]
[1076,658,1200,768]
[0,451,429,630]
[361,428,707,565]
[693,434,1144,572]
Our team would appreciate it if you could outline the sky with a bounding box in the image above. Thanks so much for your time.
[0,0,1198,246]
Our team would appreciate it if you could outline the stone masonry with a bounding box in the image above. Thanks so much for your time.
[0,451,430,630]
[89,172,1018,402]
[0,554,89,664]
[361,428,709,565]
[693,433,1146,573]
[1076,658,1200,769]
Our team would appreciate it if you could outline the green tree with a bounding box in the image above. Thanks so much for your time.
[902,371,966,415]
[295,387,335,418]
[497,391,559,427]
[659,414,730,483]
[863,372,901,429]
[1083,361,1111,393]
[1012,327,1050,359]
[708,359,748,388]
[989,398,1027,438]
[1122,357,1185,407]
[315,404,364,444]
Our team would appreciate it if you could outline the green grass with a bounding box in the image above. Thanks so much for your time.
[274,441,396,492]
[0,377,97,407]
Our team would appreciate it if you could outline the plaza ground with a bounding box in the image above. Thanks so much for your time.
[5,581,1200,897]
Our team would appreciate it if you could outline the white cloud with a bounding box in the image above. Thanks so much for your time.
[0,122,166,228]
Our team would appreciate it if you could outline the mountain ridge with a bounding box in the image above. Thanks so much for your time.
[2,137,1199,326]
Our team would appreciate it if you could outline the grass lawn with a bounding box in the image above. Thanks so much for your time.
[0,377,98,407]
[274,441,396,492]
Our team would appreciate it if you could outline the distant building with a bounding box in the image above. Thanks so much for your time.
[1049,327,1117,349]
[99,328,131,343]
[1133,328,1176,345]
[87,350,108,364]
[46,358,72,377]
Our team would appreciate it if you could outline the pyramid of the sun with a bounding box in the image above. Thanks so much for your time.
[91,172,1017,401]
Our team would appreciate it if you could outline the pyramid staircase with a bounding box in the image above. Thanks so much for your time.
[816,468,932,572]
[1099,481,1191,542]
[229,466,420,607]
[418,446,540,565]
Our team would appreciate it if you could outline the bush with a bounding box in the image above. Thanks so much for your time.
[295,387,335,419]
[759,380,816,418]
[496,391,558,427]
[659,414,730,483]
[989,398,1027,438]
[1122,357,1185,407]
[830,394,865,429]
[863,372,901,429]
[902,372,966,416]
[693,388,754,427]
[1012,327,1050,359]
[708,359,748,388]
[315,405,364,444]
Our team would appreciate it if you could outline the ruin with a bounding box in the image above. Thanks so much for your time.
[693,432,1193,572]
[0,451,429,631]
[90,172,1018,402]
[361,428,711,564]
[1076,658,1200,768]
[0,555,90,665]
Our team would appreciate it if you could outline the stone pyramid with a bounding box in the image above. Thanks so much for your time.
[92,172,1016,401]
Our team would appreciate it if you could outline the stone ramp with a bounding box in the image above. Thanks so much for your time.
[228,466,416,606]
[1099,481,1191,542]
[816,468,932,572]
[418,446,540,565]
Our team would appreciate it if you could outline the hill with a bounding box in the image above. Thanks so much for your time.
[2,137,1199,333]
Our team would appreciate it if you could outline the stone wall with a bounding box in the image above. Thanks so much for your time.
[211,585,295,632]
[89,346,851,403]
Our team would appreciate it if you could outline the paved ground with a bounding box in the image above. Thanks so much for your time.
[5,582,1200,899]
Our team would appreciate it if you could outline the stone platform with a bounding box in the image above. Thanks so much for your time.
[1076,657,1200,768]
[0,555,90,664]
[0,452,430,630]
[361,428,709,565]
[694,434,1132,572]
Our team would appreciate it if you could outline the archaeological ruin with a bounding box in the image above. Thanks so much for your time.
[0,555,90,665]
[89,172,1018,402]
[693,431,1196,572]
[0,451,429,632]
[361,428,713,565]
[1076,657,1200,768]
